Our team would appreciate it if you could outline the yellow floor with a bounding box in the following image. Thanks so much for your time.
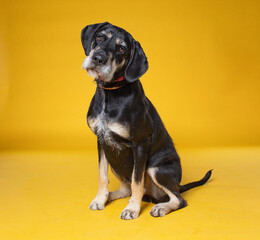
[0,148,259,240]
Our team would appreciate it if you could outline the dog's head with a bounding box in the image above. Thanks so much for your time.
[81,22,148,83]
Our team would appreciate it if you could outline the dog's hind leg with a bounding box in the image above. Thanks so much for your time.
[108,168,131,202]
[147,167,187,217]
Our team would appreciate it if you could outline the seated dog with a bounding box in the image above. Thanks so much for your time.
[81,22,212,220]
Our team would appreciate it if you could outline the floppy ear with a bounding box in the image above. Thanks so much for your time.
[124,40,148,82]
[81,22,110,56]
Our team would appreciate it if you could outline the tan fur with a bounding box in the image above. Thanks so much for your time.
[108,168,131,201]
[148,168,181,216]
[116,37,127,47]
[106,32,112,38]
[87,117,98,133]
[89,149,109,210]
[120,170,145,220]
[109,183,131,201]
[87,117,130,139]
[108,122,130,139]
[116,38,121,45]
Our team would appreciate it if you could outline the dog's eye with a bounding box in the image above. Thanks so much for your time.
[96,35,104,43]
[118,46,126,54]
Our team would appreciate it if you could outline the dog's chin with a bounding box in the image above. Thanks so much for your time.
[86,68,99,79]
[86,68,113,82]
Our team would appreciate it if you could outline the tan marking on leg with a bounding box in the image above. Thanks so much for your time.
[120,171,145,220]
[148,168,181,217]
[109,182,131,201]
[89,149,109,211]
[109,168,131,201]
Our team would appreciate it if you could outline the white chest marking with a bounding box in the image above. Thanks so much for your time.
[87,89,130,148]
[87,116,130,148]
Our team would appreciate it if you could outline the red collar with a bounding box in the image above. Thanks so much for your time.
[98,75,124,83]
[98,76,125,90]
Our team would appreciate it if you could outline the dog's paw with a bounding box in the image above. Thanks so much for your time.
[89,199,105,211]
[120,208,139,220]
[150,204,167,217]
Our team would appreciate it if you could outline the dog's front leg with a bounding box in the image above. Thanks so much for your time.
[120,143,147,220]
[89,144,109,210]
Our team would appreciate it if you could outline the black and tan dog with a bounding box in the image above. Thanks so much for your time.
[81,22,212,220]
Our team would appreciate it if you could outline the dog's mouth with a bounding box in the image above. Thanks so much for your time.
[86,68,105,81]
[87,68,98,76]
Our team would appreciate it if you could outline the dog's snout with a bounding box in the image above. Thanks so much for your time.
[92,52,108,66]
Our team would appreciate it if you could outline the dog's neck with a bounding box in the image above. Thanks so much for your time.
[95,76,127,90]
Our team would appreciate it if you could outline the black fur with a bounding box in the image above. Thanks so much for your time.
[81,22,212,218]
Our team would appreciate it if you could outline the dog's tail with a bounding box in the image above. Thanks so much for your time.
[179,169,213,193]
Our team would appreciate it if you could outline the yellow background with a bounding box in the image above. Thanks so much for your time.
[0,0,260,239]
[0,0,259,151]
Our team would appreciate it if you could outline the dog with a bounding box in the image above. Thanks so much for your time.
[81,22,212,220]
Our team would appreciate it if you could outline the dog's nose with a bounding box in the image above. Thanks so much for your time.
[92,52,108,66]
